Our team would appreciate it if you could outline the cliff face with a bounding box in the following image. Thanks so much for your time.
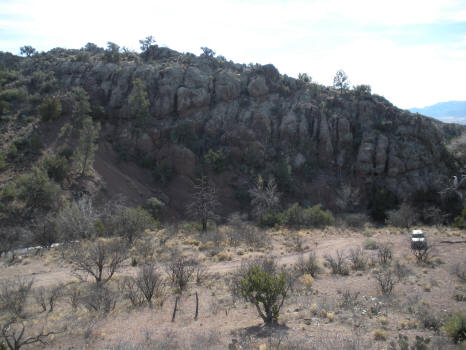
[1,47,464,215]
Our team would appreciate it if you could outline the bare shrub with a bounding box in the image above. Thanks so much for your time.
[225,213,265,248]
[81,285,116,314]
[194,262,208,285]
[324,250,349,275]
[412,242,434,264]
[385,202,418,228]
[452,262,466,282]
[64,283,81,311]
[342,213,369,229]
[393,260,412,281]
[374,268,397,295]
[349,247,367,270]
[416,303,443,331]
[1,319,64,350]
[33,284,64,313]
[66,239,128,284]
[29,217,58,249]
[291,232,304,251]
[165,255,195,293]
[136,263,165,307]
[120,277,145,307]
[0,277,34,318]
[339,290,360,310]
[295,251,322,277]
[377,243,393,265]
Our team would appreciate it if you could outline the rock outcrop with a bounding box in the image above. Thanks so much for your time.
[3,47,464,213]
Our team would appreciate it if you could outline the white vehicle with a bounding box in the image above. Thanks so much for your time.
[411,229,426,250]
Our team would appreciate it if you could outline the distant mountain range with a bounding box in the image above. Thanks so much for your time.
[410,101,466,124]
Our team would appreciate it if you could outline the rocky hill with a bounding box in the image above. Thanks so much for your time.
[0,44,465,221]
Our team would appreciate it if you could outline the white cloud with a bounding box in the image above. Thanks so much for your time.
[1,0,466,108]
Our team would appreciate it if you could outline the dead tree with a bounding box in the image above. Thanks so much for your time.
[165,255,195,293]
[186,176,219,232]
[1,319,64,350]
[66,239,127,284]
[194,291,199,321]
[0,277,34,319]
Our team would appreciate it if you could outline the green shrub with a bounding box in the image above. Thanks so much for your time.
[38,96,62,121]
[42,153,70,183]
[302,204,334,227]
[144,197,165,219]
[169,121,199,150]
[274,159,292,193]
[443,312,466,344]
[0,151,6,170]
[15,167,60,213]
[238,264,290,324]
[0,87,27,103]
[204,148,229,173]
[260,211,288,227]
[363,238,379,250]
[369,188,399,222]
[152,159,175,185]
[454,207,466,229]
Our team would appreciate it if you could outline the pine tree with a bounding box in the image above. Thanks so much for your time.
[71,87,91,125]
[73,117,100,177]
[129,78,150,130]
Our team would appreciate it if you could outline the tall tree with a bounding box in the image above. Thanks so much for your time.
[187,176,219,232]
[128,78,150,130]
[19,46,36,57]
[71,87,91,125]
[333,69,349,93]
[73,117,100,178]
[139,36,156,52]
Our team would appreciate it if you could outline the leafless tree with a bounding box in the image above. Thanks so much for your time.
[186,176,219,232]
[33,284,64,313]
[249,176,280,220]
[66,239,127,284]
[1,319,64,350]
[374,268,397,295]
[165,255,196,293]
[335,184,360,212]
[0,277,34,319]
[324,250,349,275]
[54,196,99,241]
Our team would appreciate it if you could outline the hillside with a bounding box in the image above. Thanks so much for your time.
[410,101,466,124]
[0,44,465,224]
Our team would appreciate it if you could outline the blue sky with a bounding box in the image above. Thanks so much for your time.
[1,0,466,109]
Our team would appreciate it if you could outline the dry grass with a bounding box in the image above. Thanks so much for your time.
[0,224,464,348]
